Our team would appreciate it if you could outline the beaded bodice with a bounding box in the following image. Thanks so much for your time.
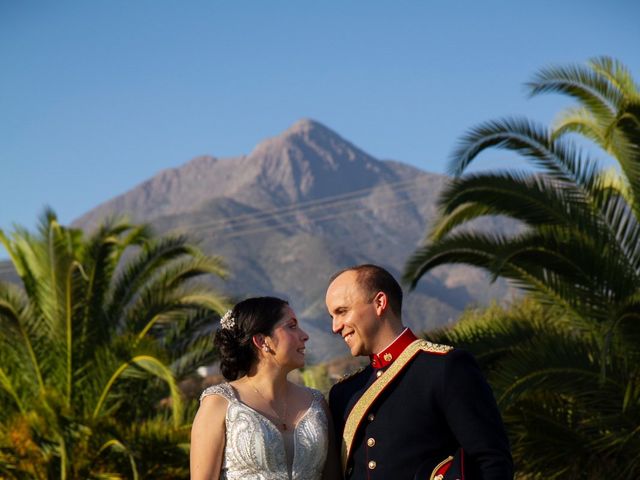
[200,383,328,480]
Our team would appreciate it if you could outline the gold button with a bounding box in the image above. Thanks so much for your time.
[368,460,377,470]
[367,413,375,422]
[376,370,382,378]
[367,437,376,447]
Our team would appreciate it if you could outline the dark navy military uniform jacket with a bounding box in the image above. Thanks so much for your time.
[329,344,513,480]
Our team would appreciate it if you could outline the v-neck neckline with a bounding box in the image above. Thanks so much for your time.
[227,383,316,434]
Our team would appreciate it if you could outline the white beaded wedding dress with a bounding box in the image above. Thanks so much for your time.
[200,383,329,480]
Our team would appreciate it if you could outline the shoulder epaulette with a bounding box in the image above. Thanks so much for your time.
[336,366,365,384]
[417,339,454,355]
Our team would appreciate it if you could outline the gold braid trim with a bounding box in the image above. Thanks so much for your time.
[341,339,453,472]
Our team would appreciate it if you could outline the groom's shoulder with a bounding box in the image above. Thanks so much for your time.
[415,339,454,355]
[409,340,456,371]
[329,364,369,397]
[335,365,368,385]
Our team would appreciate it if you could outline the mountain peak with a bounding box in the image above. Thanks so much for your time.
[243,118,395,203]
[254,118,357,159]
[284,118,331,135]
[74,119,402,228]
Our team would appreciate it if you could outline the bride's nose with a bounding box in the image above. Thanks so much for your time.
[300,328,309,342]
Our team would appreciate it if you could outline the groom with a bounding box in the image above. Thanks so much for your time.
[326,264,513,479]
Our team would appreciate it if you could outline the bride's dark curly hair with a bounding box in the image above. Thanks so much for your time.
[214,296,289,380]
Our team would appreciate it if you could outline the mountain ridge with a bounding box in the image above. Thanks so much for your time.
[34,119,518,361]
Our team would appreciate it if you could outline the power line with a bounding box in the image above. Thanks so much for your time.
[204,193,433,241]
[182,182,426,235]
[173,175,430,232]
[172,175,434,235]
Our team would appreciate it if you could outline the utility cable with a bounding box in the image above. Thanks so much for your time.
[172,175,435,235]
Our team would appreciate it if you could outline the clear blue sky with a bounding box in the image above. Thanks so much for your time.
[1,1,638,247]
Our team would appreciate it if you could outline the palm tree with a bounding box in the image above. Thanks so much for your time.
[530,57,640,214]
[427,299,640,479]
[403,57,640,478]
[405,56,640,353]
[0,209,228,478]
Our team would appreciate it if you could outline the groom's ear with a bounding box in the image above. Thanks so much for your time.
[372,291,387,316]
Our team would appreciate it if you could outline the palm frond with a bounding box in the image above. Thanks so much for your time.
[588,56,640,102]
[92,355,182,428]
[551,105,605,145]
[527,61,621,119]
[0,283,47,398]
[95,438,139,480]
[448,118,603,195]
[106,235,197,327]
[169,335,217,380]
[428,299,640,477]
[436,171,592,228]
[596,189,640,275]
[159,307,217,355]
[615,102,640,216]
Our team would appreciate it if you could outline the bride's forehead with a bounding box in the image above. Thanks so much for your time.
[275,306,296,323]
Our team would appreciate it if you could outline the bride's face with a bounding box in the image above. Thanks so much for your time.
[267,306,309,369]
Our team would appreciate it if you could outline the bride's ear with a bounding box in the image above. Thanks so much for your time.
[252,334,264,350]
[251,334,273,353]
[252,334,271,353]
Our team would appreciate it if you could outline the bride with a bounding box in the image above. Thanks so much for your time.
[190,297,341,480]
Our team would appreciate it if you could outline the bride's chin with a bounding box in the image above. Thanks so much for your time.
[282,359,305,371]
[291,359,305,369]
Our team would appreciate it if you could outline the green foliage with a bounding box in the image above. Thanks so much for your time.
[405,56,640,352]
[0,210,228,478]
[300,364,332,397]
[428,299,640,479]
[405,57,640,478]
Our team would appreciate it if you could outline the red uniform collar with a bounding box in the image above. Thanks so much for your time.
[369,328,418,369]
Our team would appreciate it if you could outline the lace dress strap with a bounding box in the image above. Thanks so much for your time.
[309,388,325,402]
[199,382,236,403]
[305,387,326,409]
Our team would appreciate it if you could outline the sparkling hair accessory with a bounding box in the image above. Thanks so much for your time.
[220,309,235,330]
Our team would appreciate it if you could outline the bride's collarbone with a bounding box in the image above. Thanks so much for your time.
[230,381,315,429]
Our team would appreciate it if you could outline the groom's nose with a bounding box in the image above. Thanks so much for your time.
[332,317,342,334]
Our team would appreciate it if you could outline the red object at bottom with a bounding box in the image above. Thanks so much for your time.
[429,448,464,480]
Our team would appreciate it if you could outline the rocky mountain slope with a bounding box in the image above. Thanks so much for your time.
[10,119,519,362]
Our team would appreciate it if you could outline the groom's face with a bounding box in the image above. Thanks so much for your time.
[326,271,380,357]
